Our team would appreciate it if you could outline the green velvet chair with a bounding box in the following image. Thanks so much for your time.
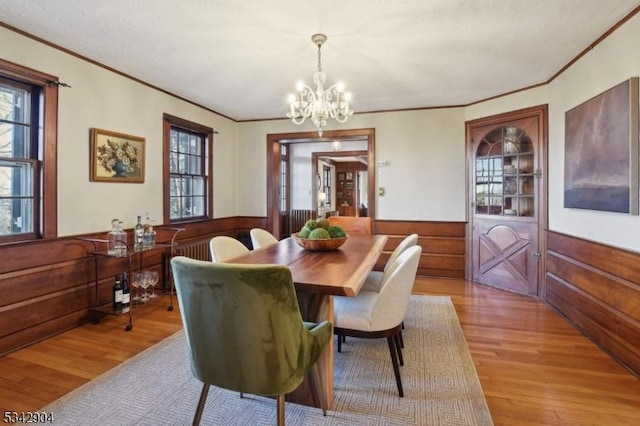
[170,256,332,426]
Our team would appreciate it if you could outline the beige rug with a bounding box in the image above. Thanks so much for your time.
[43,295,493,425]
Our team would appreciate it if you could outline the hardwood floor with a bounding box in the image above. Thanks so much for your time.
[1,278,639,425]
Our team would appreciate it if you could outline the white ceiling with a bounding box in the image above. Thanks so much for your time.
[1,1,638,121]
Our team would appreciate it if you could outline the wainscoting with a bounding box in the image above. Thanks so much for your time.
[375,220,466,278]
[5,219,638,378]
[0,217,266,356]
[0,217,465,356]
[546,231,640,376]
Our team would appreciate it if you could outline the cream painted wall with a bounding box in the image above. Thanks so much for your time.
[237,108,468,221]
[235,117,362,217]
[546,13,640,251]
[3,12,640,253]
[465,13,640,252]
[1,26,238,236]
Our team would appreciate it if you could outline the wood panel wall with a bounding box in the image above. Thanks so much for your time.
[0,217,463,356]
[374,220,466,278]
[546,231,640,376]
[0,217,266,356]
[11,218,639,377]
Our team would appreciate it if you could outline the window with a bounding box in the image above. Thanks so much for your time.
[279,144,289,213]
[163,114,213,223]
[323,165,331,208]
[0,60,58,243]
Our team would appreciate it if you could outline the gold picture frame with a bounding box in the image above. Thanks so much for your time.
[90,128,145,183]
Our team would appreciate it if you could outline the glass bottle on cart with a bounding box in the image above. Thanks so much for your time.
[108,219,127,257]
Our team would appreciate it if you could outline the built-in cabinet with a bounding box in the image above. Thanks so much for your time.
[467,105,547,297]
[335,162,366,216]
[475,127,536,217]
[336,170,355,216]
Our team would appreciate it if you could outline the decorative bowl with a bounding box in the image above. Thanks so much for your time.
[292,233,348,251]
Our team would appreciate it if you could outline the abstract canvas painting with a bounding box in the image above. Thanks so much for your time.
[564,77,639,214]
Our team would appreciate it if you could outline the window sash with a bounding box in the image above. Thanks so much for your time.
[163,114,213,224]
[0,61,56,243]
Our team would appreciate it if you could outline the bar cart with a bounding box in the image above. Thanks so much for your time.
[78,227,184,331]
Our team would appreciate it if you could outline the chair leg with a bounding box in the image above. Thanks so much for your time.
[387,336,404,397]
[192,383,210,426]
[309,363,328,416]
[394,333,404,366]
[337,333,342,352]
[398,329,404,349]
[276,394,285,426]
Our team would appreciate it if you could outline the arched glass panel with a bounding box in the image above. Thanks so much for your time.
[475,126,535,217]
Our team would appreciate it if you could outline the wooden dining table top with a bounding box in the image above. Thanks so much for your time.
[228,234,388,296]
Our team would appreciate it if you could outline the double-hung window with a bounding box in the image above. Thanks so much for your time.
[163,114,213,223]
[0,60,58,243]
[279,144,289,213]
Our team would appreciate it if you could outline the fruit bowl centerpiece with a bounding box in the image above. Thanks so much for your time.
[292,219,348,251]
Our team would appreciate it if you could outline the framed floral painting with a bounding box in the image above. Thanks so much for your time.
[90,128,145,183]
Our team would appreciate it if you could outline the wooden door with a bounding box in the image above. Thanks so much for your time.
[467,106,547,297]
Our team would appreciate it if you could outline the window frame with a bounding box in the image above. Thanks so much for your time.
[279,144,289,214]
[0,59,58,244]
[322,165,332,208]
[162,113,213,224]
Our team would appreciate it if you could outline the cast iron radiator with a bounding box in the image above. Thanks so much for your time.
[164,238,211,310]
[289,209,316,234]
[171,238,211,262]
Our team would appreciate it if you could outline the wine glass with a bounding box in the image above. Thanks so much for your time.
[131,272,143,302]
[147,270,159,299]
[139,270,151,303]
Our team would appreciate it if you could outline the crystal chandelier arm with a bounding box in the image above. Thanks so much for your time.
[324,83,353,122]
[287,83,316,123]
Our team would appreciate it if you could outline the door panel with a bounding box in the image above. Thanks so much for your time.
[474,220,538,296]
[467,107,547,297]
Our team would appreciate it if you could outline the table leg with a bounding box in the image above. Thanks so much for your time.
[287,292,334,410]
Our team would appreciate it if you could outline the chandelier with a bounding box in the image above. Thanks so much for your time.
[287,34,354,137]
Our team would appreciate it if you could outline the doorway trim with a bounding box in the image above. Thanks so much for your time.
[267,128,376,238]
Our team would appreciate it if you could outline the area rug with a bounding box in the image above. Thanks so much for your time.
[43,295,493,425]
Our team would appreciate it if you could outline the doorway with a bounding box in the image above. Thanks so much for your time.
[466,105,547,297]
[267,128,376,239]
[312,150,369,218]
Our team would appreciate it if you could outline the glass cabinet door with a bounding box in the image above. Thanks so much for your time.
[475,126,535,217]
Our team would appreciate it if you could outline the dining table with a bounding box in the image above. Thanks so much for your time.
[228,233,388,409]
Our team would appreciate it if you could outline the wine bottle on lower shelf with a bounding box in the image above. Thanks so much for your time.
[121,272,130,313]
[113,275,123,311]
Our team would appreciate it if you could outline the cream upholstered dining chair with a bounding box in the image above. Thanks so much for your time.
[170,256,332,425]
[327,216,372,235]
[209,236,250,262]
[361,233,418,292]
[250,228,279,249]
[333,245,422,397]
